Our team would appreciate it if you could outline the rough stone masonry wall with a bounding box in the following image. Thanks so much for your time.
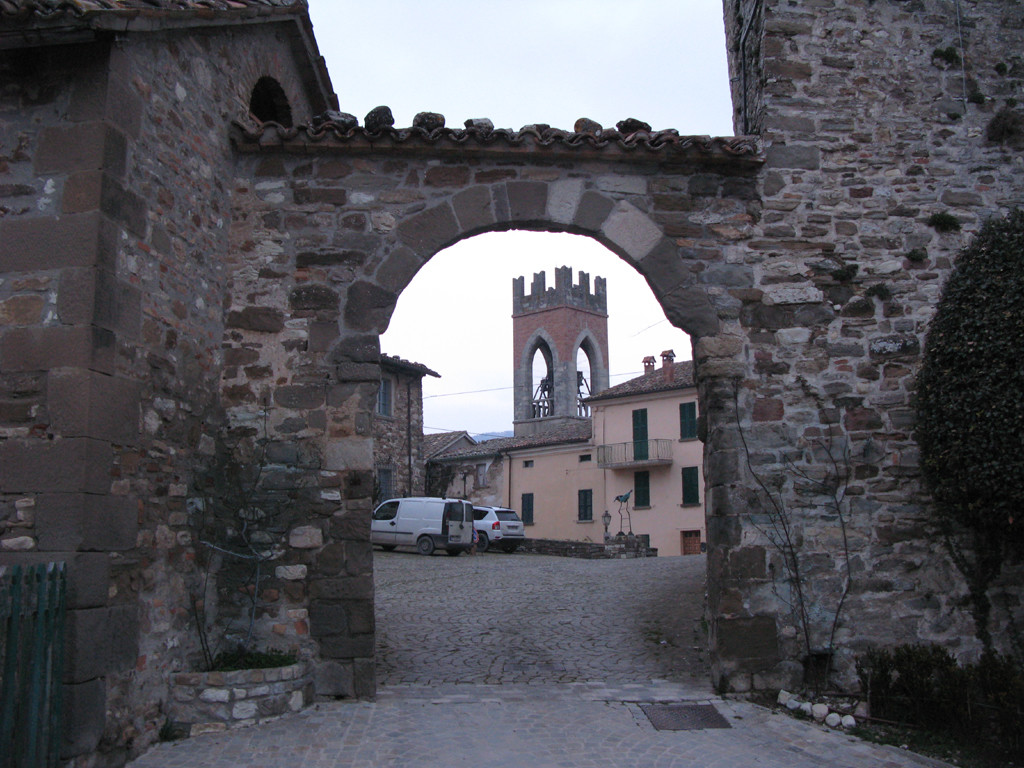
[0,22,320,763]
[101,25,321,761]
[372,366,428,498]
[712,0,1024,691]
[0,40,142,760]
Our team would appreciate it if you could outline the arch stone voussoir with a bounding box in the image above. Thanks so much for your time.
[505,181,548,223]
[451,185,496,235]
[374,246,427,294]
[343,281,397,334]
[636,237,721,339]
[572,190,615,234]
[546,178,585,225]
[601,200,664,261]
[396,201,460,257]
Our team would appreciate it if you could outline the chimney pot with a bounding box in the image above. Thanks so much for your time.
[643,356,657,374]
[661,349,676,382]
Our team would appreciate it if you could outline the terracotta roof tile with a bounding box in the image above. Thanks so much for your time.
[423,431,475,459]
[432,420,592,461]
[231,120,762,165]
[587,361,695,403]
[381,353,440,379]
[0,0,302,17]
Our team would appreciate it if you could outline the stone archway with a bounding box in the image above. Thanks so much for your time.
[225,122,766,696]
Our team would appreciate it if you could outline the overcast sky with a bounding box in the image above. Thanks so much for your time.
[306,1,735,437]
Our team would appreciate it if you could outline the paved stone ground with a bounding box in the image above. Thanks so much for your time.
[373,549,710,685]
[130,552,947,768]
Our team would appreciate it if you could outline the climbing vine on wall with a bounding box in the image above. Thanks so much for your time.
[916,209,1024,654]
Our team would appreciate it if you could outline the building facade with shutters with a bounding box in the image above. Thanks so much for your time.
[587,354,705,556]
[429,353,705,556]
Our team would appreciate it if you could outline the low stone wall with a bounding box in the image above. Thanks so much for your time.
[168,662,312,736]
[518,537,657,559]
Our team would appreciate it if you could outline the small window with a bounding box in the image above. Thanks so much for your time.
[579,453,592,463]
[577,489,593,522]
[634,470,650,508]
[523,460,534,468]
[521,493,534,525]
[682,466,700,506]
[375,466,395,501]
[377,377,392,417]
[475,463,487,488]
[249,76,293,127]
[372,499,399,521]
[680,401,698,440]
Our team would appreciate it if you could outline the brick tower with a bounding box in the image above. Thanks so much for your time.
[512,266,610,437]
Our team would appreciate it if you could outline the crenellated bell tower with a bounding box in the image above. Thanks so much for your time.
[511,266,610,437]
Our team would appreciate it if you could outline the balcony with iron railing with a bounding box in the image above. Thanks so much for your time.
[596,439,674,468]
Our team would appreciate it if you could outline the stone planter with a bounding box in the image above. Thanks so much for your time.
[168,662,312,737]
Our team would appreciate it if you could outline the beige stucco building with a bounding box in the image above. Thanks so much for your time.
[430,354,706,556]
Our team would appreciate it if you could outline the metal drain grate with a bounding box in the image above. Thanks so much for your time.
[639,703,732,731]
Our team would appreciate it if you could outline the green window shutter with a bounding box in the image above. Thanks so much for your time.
[577,489,593,521]
[679,401,697,440]
[521,493,534,525]
[632,408,648,460]
[682,466,700,506]
[634,471,650,507]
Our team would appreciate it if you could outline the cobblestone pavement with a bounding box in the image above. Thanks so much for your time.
[373,549,710,685]
[130,552,948,768]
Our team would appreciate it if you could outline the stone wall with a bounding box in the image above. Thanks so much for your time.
[168,662,312,737]
[0,19,325,762]
[517,536,657,559]
[712,0,1024,691]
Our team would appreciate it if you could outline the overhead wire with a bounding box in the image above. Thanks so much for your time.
[422,370,649,400]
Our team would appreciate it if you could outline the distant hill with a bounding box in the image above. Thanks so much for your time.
[472,430,514,441]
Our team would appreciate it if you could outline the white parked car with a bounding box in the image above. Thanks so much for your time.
[472,506,525,553]
[371,497,475,555]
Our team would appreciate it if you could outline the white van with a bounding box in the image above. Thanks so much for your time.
[370,497,475,555]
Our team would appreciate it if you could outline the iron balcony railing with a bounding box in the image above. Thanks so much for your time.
[596,439,674,468]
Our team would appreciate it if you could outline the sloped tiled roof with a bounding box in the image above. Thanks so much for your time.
[432,420,592,461]
[0,0,334,111]
[381,353,440,379]
[0,0,303,17]
[232,121,761,165]
[423,431,475,459]
[587,361,696,403]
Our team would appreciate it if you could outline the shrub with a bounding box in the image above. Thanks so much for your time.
[830,263,859,282]
[857,645,1024,758]
[916,209,1024,649]
[210,647,297,671]
[865,284,891,301]
[932,46,961,66]
[905,248,928,263]
[987,107,1024,146]
[926,212,961,232]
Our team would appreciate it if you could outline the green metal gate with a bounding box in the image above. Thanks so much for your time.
[0,562,67,768]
